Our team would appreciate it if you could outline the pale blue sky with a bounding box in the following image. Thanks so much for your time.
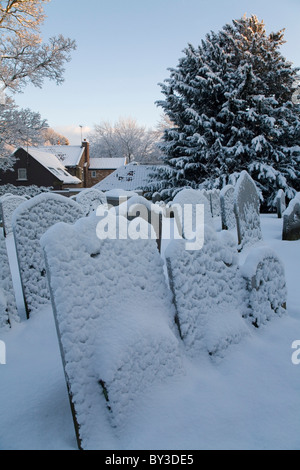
[12,0,300,144]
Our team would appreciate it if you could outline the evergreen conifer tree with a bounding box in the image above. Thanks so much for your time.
[154,15,300,208]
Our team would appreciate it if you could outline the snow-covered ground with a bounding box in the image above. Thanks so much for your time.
[0,214,300,450]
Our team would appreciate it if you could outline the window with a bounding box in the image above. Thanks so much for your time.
[17,168,27,181]
[91,171,97,178]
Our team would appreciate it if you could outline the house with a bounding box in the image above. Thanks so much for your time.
[33,141,127,188]
[0,147,81,190]
[32,140,90,187]
[87,157,127,187]
[93,162,158,194]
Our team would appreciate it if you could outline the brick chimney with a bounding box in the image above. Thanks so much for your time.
[82,139,90,188]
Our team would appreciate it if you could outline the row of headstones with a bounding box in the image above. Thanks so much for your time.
[168,171,263,251]
[0,188,108,327]
[0,176,287,448]
[39,208,287,449]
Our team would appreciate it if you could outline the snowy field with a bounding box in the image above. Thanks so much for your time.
[0,213,300,450]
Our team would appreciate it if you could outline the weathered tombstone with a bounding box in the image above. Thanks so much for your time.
[115,195,163,252]
[75,188,107,216]
[0,195,27,237]
[105,189,138,207]
[282,197,300,241]
[165,225,249,358]
[12,193,85,317]
[0,232,19,328]
[233,171,262,250]
[220,185,236,231]
[170,188,213,240]
[241,246,287,327]
[274,189,286,219]
[41,215,183,450]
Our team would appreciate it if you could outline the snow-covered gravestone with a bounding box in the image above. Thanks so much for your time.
[282,197,300,241]
[40,216,183,450]
[170,188,213,241]
[241,247,287,328]
[75,188,107,216]
[12,193,85,317]
[165,226,249,358]
[275,189,286,219]
[233,171,262,250]
[208,189,221,217]
[220,185,236,231]
[0,231,19,328]
[115,195,163,252]
[0,195,27,237]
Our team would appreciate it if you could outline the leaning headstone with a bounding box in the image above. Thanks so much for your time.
[170,188,213,240]
[75,188,107,216]
[0,195,27,237]
[12,193,84,317]
[220,185,236,231]
[41,215,183,450]
[165,225,249,358]
[274,189,286,219]
[0,231,19,328]
[282,197,300,241]
[241,246,287,327]
[233,171,262,250]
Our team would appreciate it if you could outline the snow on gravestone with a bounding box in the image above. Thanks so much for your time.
[241,247,287,328]
[233,171,262,250]
[40,215,183,449]
[170,189,213,240]
[282,196,300,241]
[0,231,19,328]
[165,226,249,358]
[208,189,221,218]
[0,195,27,237]
[75,188,107,216]
[220,185,236,231]
[114,195,163,252]
[275,189,286,219]
[12,193,84,317]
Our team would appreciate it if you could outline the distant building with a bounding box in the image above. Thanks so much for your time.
[0,147,81,190]
[32,141,90,187]
[32,141,127,188]
[87,157,127,187]
[93,162,157,194]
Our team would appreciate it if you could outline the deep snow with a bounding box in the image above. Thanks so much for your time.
[0,214,300,450]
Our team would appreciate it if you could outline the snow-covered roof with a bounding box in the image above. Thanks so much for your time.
[93,163,157,191]
[32,145,85,168]
[89,158,126,170]
[26,148,81,185]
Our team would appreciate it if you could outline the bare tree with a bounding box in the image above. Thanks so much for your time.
[40,127,69,145]
[0,96,48,169]
[89,117,162,164]
[0,0,76,93]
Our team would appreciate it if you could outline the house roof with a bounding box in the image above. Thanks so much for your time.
[89,157,126,170]
[25,148,81,185]
[32,145,85,168]
[93,163,157,192]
